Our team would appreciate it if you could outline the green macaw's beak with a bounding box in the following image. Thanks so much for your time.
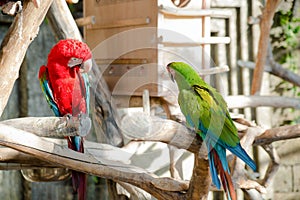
[166,65,175,82]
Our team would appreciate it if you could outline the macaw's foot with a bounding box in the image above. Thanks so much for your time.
[78,113,92,137]
[64,113,91,137]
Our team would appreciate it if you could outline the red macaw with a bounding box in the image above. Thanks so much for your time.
[38,39,92,200]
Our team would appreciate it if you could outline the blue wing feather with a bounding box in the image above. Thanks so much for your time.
[39,66,60,117]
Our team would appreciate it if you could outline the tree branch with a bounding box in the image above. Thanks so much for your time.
[2,115,300,198]
[46,0,81,40]
[259,144,280,187]
[0,0,53,116]
[1,116,87,137]
[254,124,300,145]
[0,124,187,200]
[2,115,300,152]
[251,0,281,95]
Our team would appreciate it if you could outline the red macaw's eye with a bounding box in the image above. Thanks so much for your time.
[68,57,83,68]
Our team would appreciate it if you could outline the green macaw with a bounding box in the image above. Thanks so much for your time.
[167,62,256,200]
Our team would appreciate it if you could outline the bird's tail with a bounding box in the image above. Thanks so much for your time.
[208,147,236,200]
[68,136,86,200]
[72,171,86,200]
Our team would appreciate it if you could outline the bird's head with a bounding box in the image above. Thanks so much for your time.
[47,39,92,76]
[167,62,203,89]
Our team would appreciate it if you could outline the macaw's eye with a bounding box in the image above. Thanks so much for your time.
[68,57,83,68]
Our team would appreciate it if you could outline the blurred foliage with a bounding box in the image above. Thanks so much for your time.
[270,0,300,124]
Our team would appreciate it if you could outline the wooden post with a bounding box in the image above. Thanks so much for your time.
[250,0,281,95]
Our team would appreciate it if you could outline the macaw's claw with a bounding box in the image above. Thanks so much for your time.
[64,113,91,137]
[78,113,91,137]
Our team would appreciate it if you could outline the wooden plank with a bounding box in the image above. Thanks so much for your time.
[75,15,95,27]
[88,17,151,30]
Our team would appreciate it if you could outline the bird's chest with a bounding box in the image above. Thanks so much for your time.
[51,77,86,116]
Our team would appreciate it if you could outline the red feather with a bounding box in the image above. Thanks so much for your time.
[212,149,237,200]
[46,39,91,116]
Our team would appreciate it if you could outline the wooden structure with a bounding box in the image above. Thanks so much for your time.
[84,0,230,102]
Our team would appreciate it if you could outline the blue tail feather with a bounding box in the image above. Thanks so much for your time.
[208,152,221,189]
[226,144,256,171]
[208,143,229,189]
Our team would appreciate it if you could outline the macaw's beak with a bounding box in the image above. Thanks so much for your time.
[166,66,175,82]
[67,57,92,73]
[80,58,92,73]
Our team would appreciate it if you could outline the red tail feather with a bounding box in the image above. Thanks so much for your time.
[212,149,236,200]
[74,171,86,200]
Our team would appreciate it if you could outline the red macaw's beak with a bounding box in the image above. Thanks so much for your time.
[68,57,92,73]
[80,59,92,73]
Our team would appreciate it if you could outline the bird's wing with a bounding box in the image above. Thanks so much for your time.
[179,85,239,147]
[82,73,90,114]
[38,65,60,116]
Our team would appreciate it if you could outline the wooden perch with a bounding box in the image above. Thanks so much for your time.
[225,95,300,109]
[0,124,188,200]
[1,116,90,137]
[2,115,300,153]
[3,115,300,198]
[0,0,53,116]
[254,124,300,145]
[251,0,281,95]
[259,144,280,187]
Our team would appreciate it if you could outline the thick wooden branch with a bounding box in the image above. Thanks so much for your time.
[2,115,300,152]
[186,152,210,200]
[251,0,281,95]
[0,0,53,116]
[3,115,300,198]
[46,0,81,40]
[1,116,88,137]
[254,124,300,145]
[120,113,202,153]
[225,95,300,109]
[0,124,187,200]
[259,144,280,187]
